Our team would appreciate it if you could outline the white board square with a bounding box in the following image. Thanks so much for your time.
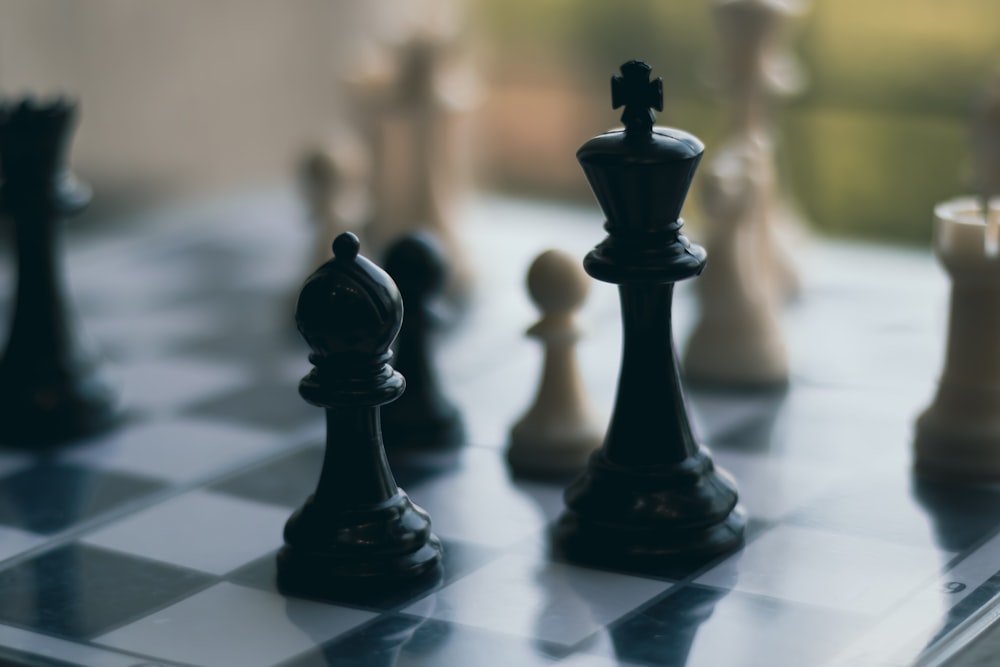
[95,582,375,667]
[116,358,252,414]
[696,525,945,615]
[82,490,287,575]
[62,418,283,483]
[406,553,671,645]
[0,525,46,563]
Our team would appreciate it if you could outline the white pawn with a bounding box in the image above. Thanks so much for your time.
[507,250,604,480]
[298,150,344,274]
[297,138,369,277]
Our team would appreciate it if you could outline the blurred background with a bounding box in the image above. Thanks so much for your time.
[1,0,999,245]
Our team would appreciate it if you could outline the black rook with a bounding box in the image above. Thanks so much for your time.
[0,99,116,446]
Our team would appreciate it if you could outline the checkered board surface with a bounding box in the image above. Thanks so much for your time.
[0,191,997,667]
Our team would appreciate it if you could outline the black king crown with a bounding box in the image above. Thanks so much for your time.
[579,60,707,284]
[554,61,745,568]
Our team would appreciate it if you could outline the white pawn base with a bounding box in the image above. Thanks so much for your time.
[506,250,603,480]
[507,417,603,481]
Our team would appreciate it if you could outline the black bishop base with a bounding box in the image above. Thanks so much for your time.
[276,412,444,601]
[554,60,745,569]
[277,233,442,603]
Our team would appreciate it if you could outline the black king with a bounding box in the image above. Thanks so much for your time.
[554,61,746,567]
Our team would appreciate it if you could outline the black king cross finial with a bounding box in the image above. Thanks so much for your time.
[611,60,663,137]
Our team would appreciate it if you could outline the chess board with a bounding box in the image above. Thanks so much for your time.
[0,190,997,667]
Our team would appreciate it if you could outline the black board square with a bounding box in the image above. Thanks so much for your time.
[0,463,165,535]
[188,376,320,432]
[285,615,565,667]
[210,446,324,509]
[604,584,869,667]
[0,543,213,639]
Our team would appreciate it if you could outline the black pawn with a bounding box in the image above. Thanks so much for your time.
[554,61,745,568]
[0,98,116,446]
[277,232,442,599]
[380,233,464,450]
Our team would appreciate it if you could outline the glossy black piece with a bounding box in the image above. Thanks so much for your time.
[0,98,116,446]
[277,232,442,600]
[380,233,464,450]
[554,61,745,568]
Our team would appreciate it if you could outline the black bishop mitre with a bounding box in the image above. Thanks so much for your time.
[295,232,406,408]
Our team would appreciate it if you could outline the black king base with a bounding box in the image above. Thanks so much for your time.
[554,60,745,568]
[277,233,442,602]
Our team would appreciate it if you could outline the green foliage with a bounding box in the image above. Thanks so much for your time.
[476,0,1000,243]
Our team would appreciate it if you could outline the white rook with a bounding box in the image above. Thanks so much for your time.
[915,197,1000,480]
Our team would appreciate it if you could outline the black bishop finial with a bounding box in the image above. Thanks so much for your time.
[332,231,361,261]
[611,60,663,137]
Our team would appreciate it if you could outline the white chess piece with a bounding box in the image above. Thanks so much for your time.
[915,198,1000,480]
[351,31,480,301]
[297,136,369,276]
[916,69,1000,480]
[507,250,604,479]
[684,133,789,388]
[298,150,344,274]
[710,0,807,302]
[971,67,1000,222]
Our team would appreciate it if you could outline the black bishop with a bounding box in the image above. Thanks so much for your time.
[277,232,442,599]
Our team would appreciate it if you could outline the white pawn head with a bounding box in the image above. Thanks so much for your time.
[527,249,589,317]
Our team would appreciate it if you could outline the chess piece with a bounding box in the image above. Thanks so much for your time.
[554,61,745,568]
[913,197,1000,481]
[277,232,442,598]
[914,77,1000,481]
[297,136,369,277]
[380,233,464,450]
[707,0,807,302]
[299,150,345,273]
[353,33,479,301]
[0,98,117,446]
[683,134,789,389]
[970,65,1000,227]
[507,249,603,479]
